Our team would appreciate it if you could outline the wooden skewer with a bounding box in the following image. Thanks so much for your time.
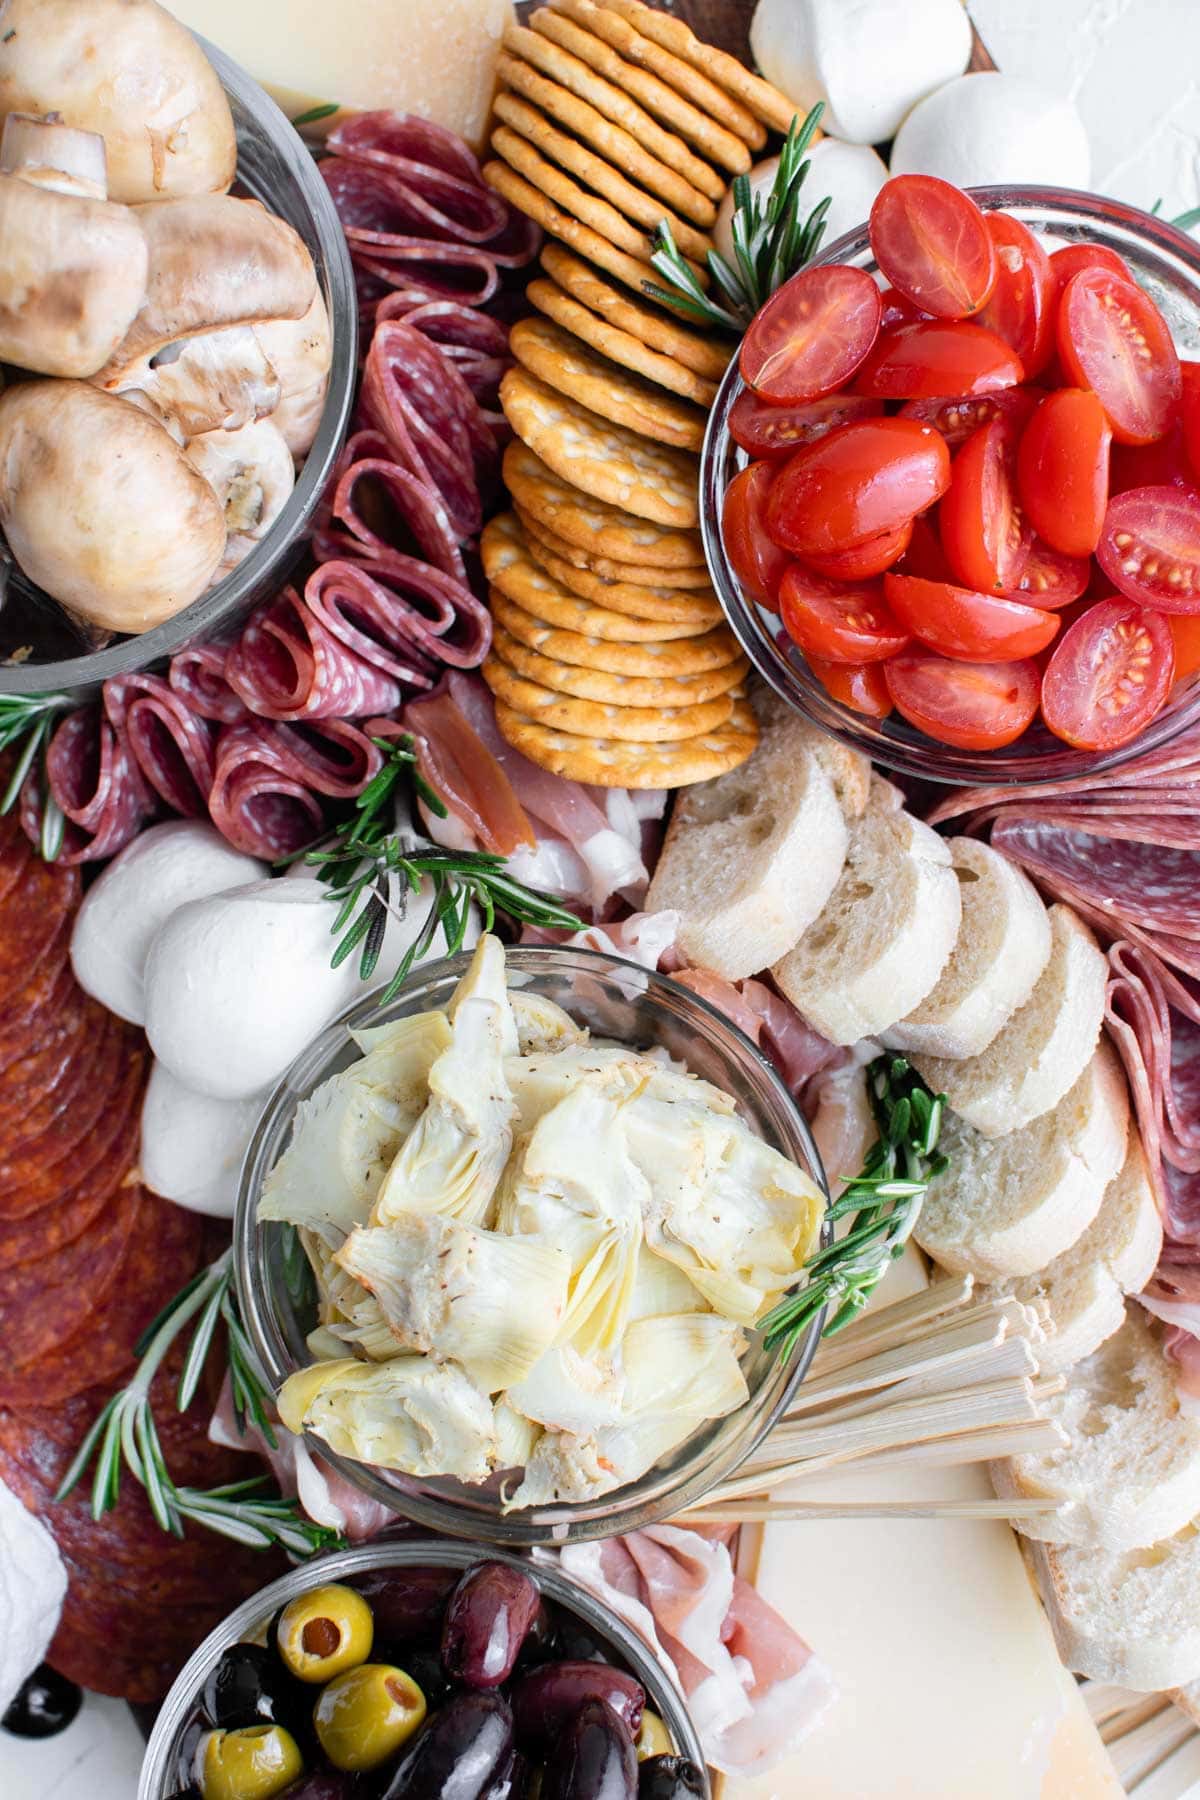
[678,1496,1064,1524]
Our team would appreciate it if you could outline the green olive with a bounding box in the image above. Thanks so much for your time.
[313,1662,427,1771]
[276,1583,373,1683]
[198,1724,303,1800]
[635,1709,674,1761]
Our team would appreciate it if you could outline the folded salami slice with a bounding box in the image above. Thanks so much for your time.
[321,141,509,246]
[324,449,468,584]
[32,706,155,863]
[306,551,490,680]
[168,644,249,724]
[104,673,216,816]
[344,232,503,309]
[361,320,497,537]
[225,587,402,721]
[208,717,381,857]
[329,111,486,189]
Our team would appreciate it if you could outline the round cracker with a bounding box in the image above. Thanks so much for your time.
[509,316,707,452]
[521,531,722,626]
[600,0,800,134]
[501,437,703,561]
[489,585,738,676]
[492,621,748,706]
[481,513,709,641]
[494,695,759,787]
[484,159,676,306]
[527,277,718,407]
[515,504,713,587]
[540,245,731,381]
[483,655,734,740]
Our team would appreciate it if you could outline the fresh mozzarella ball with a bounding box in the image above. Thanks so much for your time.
[750,0,971,144]
[891,73,1091,189]
[70,821,263,1024]
[141,1062,266,1218]
[715,140,888,264]
[285,858,470,993]
[0,1479,67,1717]
[143,879,364,1099]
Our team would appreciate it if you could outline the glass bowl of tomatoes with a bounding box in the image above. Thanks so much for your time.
[702,181,1200,784]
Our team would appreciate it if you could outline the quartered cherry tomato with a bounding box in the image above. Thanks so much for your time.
[899,385,1041,450]
[895,512,954,582]
[884,651,1041,748]
[722,462,790,610]
[739,264,881,403]
[807,655,893,717]
[869,175,997,319]
[764,418,951,557]
[975,212,1055,376]
[1096,485,1200,613]
[939,414,1031,595]
[802,520,912,580]
[1181,361,1200,481]
[884,573,1060,661]
[879,288,927,331]
[779,567,910,663]
[1013,538,1092,608]
[1057,267,1182,444]
[1017,388,1112,556]
[728,391,883,459]
[1041,598,1175,748]
[1110,423,1198,495]
[855,319,1024,399]
[1049,242,1133,289]
[1169,613,1200,681]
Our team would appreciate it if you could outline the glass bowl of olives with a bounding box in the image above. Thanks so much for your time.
[138,1539,709,1800]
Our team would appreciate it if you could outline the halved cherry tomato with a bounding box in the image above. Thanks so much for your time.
[855,320,1024,399]
[884,573,1060,661]
[722,462,790,610]
[729,390,883,459]
[939,415,1031,595]
[1110,422,1198,495]
[739,264,882,403]
[1182,361,1200,482]
[1017,388,1112,556]
[869,176,996,319]
[1041,598,1175,748]
[1049,243,1133,289]
[880,288,927,331]
[899,386,1042,450]
[1097,485,1200,613]
[975,212,1056,376]
[808,655,893,717]
[1169,613,1200,681]
[778,567,910,664]
[764,417,951,557]
[884,651,1041,748]
[1057,267,1182,444]
[1013,538,1092,608]
[896,512,954,582]
[802,520,913,580]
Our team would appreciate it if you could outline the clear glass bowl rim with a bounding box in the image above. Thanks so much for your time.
[137,1537,710,1800]
[234,943,829,1546]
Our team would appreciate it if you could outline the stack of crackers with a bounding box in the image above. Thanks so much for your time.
[481,0,799,786]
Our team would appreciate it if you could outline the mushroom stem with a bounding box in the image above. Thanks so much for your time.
[0,110,107,198]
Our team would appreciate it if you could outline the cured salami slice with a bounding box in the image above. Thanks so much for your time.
[322,451,468,584]
[0,850,79,1003]
[0,1075,144,1272]
[32,706,155,863]
[0,1167,143,1366]
[0,1013,134,1192]
[225,587,403,721]
[384,298,510,412]
[104,673,216,816]
[329,111,487,190]
[344,232,503,309]
[305,551,490,679]
[321,143,509,246]
[361,320,498,537]
[168,644,249,724]
[208,718,380,857]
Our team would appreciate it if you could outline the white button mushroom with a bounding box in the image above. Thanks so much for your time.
[140,1061,267,1218]
[715,139,889,264]
[186,416,297,576]
[0,381,228,632]
[0,0,237,204]
[70,820,264,1024]
[749,0,972,144]
[890,73,1091,190]
[253,290,334,459]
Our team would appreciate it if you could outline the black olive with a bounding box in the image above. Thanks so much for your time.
[378,1690,514,1800]
[380,1643,452,1711]
[638,1755,707,1800]
[2,1665,82,1739]
[202,1643,310,1742]
[545,1616,609,1666]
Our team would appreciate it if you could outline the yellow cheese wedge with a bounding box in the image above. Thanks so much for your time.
[163,0,512,148]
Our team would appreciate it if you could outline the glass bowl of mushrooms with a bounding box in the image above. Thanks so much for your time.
[0,20,356,697]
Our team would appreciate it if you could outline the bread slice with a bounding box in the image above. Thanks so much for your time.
[645,695,848,979]
[913,903,1107,1138]
[883,838,1052,1059]
[980,1137,1162,1374]
[771,805,961,1045]
[1029,1529,1200,1690]
[758,688,871,819]
[913,1038,1129,1278]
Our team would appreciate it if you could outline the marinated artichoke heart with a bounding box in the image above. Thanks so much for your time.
[276,1354,498,1481]
[509,989,588,1055]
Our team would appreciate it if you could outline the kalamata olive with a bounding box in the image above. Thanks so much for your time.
[202,1645,308,1740]
[348,1569,457,1644]
[512,1664,644,1749]
[543,1701,637,1800]
[637,1755,706,1800]
[379,1691,514,1800]
[482,1749,529,1799]
[442,1564,543,1689]
[278,1777,365,1800]
[546,1617,608,1665]
[277,1585,374,1685]
[313,1664,426,1771]
[1,1664,82,1738]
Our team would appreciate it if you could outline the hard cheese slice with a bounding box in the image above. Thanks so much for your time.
[163,0,512,148]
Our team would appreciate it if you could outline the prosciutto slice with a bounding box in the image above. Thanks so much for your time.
[225,587,402,722]
[404,687,535,856]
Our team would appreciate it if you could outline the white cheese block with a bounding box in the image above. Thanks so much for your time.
[162,0,512,149]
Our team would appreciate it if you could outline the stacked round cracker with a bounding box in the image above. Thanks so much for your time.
[483,0,799,785]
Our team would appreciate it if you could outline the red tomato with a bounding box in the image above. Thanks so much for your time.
[975,212,1056,376]
[1041,598,1175,748]
[764,417,951,557]
[855,320,1024,400]
[1096,485,1200,614]
[900,386,1042,450]
[880,288,927,331]
[884,651,1041,748]
[728,390,884,459]
[1049,243,1133,288]
[739,264,882,403]
[808,655,893,717]
[722,462,790,610]
[1110,423,1198,495]
[1014,538,1092,608]
[869,176,997,319]
[779,567,910,664]
[896,512,955,582]
[802,520,913,580]
[1169,613,1200,681]
[1182,361,1200,482]
[884,573,1060,661]
[939,415,1031,595]
[1057,267,1182,445]
[1016,388,1112,556]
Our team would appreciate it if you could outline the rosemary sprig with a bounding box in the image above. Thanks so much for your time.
[56,1249,341,1558]
[644,105,830,332]
[761,1056,948,1360]
[0,691,70,860]
[291,100,341,128]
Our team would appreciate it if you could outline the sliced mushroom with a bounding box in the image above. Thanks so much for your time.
[0,0,236,203]
[0,112,148,377]
[118,324,282,438]
[185,417,295,575]
[0,381,227,632]
[253,289,333,458]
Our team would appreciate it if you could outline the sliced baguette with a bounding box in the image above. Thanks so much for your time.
[771,805,961,1045]
[913,903,1107,1138]
[756,687,871,819]
[1029,1530,1200,1691]
[913,1038,1129,1278]
[980,1136,1162,1375]
[645,694,848,979]
[882,838,1052,1059]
